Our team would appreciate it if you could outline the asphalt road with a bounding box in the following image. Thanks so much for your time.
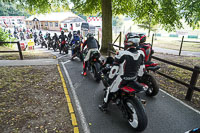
[58,56,200,133]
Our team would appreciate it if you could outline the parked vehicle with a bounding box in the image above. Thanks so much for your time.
[100,57,148,131]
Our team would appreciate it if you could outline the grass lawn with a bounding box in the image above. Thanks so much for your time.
[147,37,200,52]
[0,46,55,60]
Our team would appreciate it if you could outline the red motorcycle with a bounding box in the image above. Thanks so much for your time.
[137,42,160,96]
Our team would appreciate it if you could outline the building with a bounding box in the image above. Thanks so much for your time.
[25,12,84,31]
[0,16,25,27]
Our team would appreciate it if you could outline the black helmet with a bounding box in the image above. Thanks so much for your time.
[87,33,94,38]
[139,34,146,43]
[61,31,64,35]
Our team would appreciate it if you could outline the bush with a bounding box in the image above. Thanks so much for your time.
[0,27,9,42]
[0,27,17,48]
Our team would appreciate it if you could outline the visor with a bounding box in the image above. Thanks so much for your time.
[127,38,140,43]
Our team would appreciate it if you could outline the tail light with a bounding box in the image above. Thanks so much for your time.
[121,86,135,93]
[145,63,158,67]
[93,58,97,61]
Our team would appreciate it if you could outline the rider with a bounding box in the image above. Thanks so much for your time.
[81,33,100,76]
[71,32,81,59]
[99,33,146,112]
[59,31,68,54]
[53,33,59,49]
[33,32,37,45]
[19,31,25,41]
[68,31,72,42]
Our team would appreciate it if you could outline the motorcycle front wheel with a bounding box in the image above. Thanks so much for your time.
[125,98,148,131]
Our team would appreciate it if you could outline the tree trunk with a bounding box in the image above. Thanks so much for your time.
[100,0,112,55]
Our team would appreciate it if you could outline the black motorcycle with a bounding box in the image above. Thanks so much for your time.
[39,36,47,48]
[71,40,84,61]
[47,38,54,50]
[100,57,148,131]
[53,40,59,52]
[59,40,69,54]
[84,49,102,82]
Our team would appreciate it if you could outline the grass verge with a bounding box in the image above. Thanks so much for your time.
[0,46,54,60]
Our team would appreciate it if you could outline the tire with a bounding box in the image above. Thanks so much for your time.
[144,74,159,97]
[125,98,148,131]
[92,63,101,83]
[79,52,84,62]
[65,47,68,54]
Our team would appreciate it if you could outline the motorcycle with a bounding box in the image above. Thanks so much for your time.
[39,36,47,48]
[100,56,148,131]
[47,38,54,50]
[53,40,59,52]
[137,43,160,96]
[84,48,102,82]
[71,40,84,61]
[59,40,69,54]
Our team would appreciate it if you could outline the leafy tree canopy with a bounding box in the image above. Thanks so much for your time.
[2,0,200,31]
[0,1,30,16]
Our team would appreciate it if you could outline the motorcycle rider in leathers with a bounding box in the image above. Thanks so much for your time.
[99,33,146,112]
[81,33,100,76]
[59,31,68,54]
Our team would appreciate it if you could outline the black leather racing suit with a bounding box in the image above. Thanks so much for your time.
[59,34,68,54]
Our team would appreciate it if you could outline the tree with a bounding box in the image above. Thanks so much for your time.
[179,0,200,29]
[69,0,183,53]
[0,2,30,16]
[3,0,200,53]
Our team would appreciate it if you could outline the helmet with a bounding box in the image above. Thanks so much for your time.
[139,34,146,43]
[87,33,94,38]
[125,34,140,49]
[73,31,77,36]
[61,31,64,35]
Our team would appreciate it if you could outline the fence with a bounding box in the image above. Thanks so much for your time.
[151,34,200,56]
[0,41,23,60]
[108,34,200,101]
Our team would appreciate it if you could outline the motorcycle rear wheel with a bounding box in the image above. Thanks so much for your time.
[144,74,159,97]
[92,64,101,83]
[125,98,148,131]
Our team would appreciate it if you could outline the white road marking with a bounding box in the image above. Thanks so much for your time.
[160,89,200,115]
[61,62,91,133]
[57,54,68,59]
[63,60,71,65]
